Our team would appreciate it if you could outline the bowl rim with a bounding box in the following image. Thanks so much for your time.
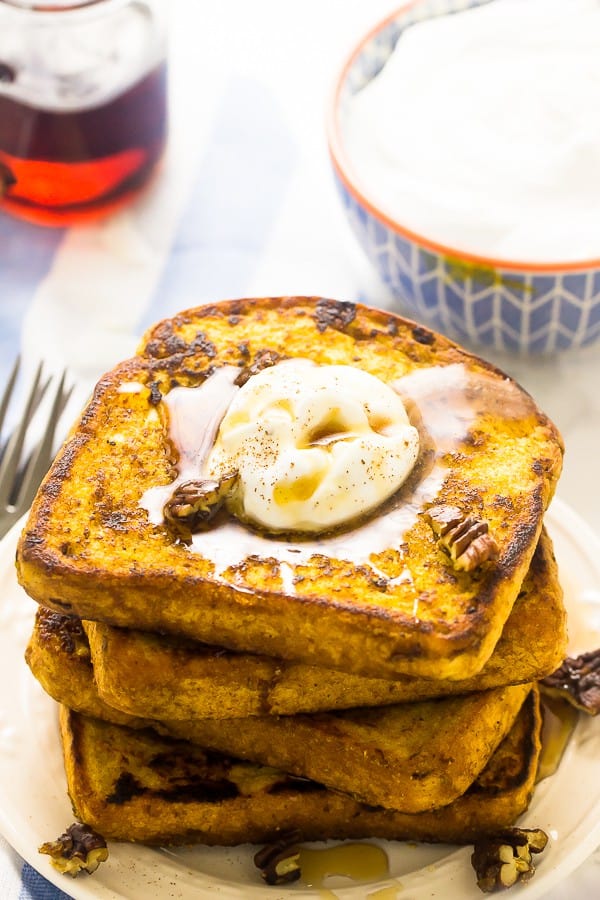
[327,0,600,275]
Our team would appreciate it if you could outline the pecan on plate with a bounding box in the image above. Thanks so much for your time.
[39,823,108,877]
[471,828,548,893]
[541,649,600,714]
[254,833,302,886]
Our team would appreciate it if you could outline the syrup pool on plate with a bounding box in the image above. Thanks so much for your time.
[299,841,391,893]
[0,0,167,225]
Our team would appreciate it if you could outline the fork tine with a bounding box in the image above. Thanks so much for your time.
[0,362,48,508]
[0,356,20,437]
[16,371,71,511]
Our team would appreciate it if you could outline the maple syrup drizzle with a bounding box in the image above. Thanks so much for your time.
[140,361,537,587]
[367,887,404,900]
[299,842,389,890]
[0,61,167,225]
[537,695,579,782]
[140,366,240,524]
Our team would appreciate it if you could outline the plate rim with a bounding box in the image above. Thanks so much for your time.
[0,497,600,899]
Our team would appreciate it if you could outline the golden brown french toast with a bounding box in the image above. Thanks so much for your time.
[17,297,563,680]
[59,689,541,846]
[25,609,146,728]
[83,529,565,719]
[159,683,531,813]
[26,609,529,813]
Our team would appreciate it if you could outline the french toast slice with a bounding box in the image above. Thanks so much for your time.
[82,530,565,718]
[25,609,147,728]
[59,690,541,846]
[25,614,530,814]
[16,297,563,680]
[159,683,531,813]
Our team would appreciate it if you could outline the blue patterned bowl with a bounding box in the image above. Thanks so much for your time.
[328,0,600,353]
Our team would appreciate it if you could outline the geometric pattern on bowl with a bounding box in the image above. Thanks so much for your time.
[331,0,600,353]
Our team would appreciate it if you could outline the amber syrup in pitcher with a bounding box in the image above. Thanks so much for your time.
[0,0,167,225]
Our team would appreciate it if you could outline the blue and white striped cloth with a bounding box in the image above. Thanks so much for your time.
[0,838,71,900]
[1,1,599,896]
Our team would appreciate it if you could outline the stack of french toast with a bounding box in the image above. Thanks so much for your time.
[17,298,566,858]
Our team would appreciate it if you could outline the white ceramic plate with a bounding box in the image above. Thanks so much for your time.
[0,498,600,899]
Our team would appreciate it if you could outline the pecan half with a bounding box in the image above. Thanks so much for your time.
[254,833,302,886]
[541,649,600,715]
[427,505,498,572]
[39,823,108,877]
[235,349,285,387]
[471,828,548,893]
[164,471,238,541]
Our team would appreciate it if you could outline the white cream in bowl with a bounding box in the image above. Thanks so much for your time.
[344,0,600,262]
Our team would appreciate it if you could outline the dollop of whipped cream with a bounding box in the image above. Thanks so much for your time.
[207,359,419,533]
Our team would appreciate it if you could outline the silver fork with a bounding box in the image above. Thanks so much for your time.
[0,358,71,539]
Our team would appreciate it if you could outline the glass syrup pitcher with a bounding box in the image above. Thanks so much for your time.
[0,0,167,225]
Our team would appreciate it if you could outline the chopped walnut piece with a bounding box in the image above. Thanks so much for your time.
[254,833,302,886]
[426,504,498,572]
[471,828,548,893]
[39,823,108,877]
[235,349,285,387]
[541,649,600,715]
[164,471,239,541]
